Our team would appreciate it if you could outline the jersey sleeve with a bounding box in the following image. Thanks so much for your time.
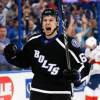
[68,38,91,82]
[7,43,31,69]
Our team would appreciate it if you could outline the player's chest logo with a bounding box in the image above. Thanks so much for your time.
[34,50,60,75]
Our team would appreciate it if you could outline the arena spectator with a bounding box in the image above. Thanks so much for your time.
[47,0,57,10]
[0,25,17,70]
[0,0,13,26]
[23,15,39,40]
[31,0,47,19]
[7,16,25,48]
[75,14,92,48]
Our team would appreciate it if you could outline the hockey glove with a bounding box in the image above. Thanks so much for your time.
[4,44,17,60]
[63,69,81,83]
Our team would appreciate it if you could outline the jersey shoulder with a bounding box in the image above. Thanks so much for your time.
[59,35,80,48]
[27,33,42,42]
[23,33,41,50]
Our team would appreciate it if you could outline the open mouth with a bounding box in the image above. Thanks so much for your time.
[46,27,51,31]
[45,27,53,36]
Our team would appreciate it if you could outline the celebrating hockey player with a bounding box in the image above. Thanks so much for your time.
[4,8,90,100]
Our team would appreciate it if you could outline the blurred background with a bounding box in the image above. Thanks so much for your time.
[0,1,100,100]
[0,0,99,71]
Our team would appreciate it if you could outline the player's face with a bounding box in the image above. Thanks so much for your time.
[42,15,58,38]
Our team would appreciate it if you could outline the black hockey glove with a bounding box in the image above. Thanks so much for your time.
[63,69,81,83]
[4,44,17,60]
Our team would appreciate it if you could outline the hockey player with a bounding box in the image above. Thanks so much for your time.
[84,36,100,100]
[4,8,89,100]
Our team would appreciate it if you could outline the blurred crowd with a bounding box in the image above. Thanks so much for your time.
[0,0,98,71]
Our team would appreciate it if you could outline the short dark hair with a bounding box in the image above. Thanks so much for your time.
[41,8,59,23]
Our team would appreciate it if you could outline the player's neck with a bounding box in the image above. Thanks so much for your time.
[45,31,58,39]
